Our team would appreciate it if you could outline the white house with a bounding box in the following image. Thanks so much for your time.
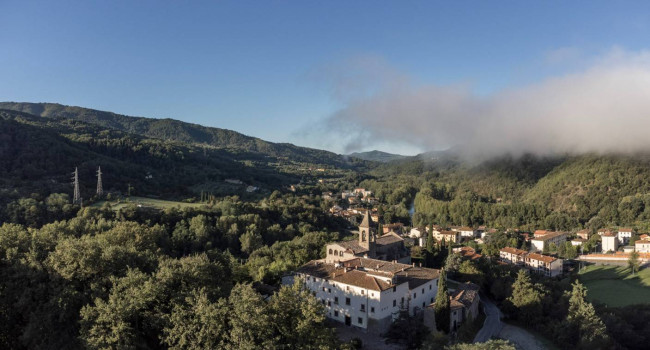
[294,257,440,333]
[525,253,563,277]
[499,247,528,265]
[617,228,635,245]
[635,238,650,253]
[530,231,568,252]
[601,233,618,253]
[452,226,476,239]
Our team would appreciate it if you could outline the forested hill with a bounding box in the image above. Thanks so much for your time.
[347,150,407,162]
[367,152,650,231]
[0,102,362,167]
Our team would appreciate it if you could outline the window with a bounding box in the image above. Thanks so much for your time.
[329,248,333,255]
[358,317,363,325]
[334,297,339,304]
[371,307,375,313]
[392,286,396,292]
[430,298,434,303]
[422,302,425,308]
[334,310,339,317]
[360,304,365,311]
[414,293,417,298]
[371,293,374,297]
[393,300,396,307]
[361,290,364,295]
[345,297,351,305]
[328,288,332,293]
[327,301,331,307]
[346,286,350,291]
[422,288,424,294]
[339,251,343,256]
[321,299,325,305]
[429,285,432,290]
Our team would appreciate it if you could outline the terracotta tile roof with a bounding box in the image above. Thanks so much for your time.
[532,231,567,241]
[331,240,369,254]
[395,267,440,289]
[330,269,393,291]
[534,229,549,236]
[526,253,557,264]
[297,258,439,291]
[449,282,479,309]
[577,229,590,234]
[376,232,404,245]
[500,247,528,256]
[572,238,587,242]
[457,246,482,260]
[618,228,634,232]
[635,240,650,245]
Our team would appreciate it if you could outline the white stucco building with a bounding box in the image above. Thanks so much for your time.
[294,257,440,332]
[601,233,618,253]
[525,253,563,277]
[617,228,634,245]
[530,231,568,252]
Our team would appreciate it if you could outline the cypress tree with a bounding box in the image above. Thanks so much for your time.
[434,268,450,333]
[567,281,610,348]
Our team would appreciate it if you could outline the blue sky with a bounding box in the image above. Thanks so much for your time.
[2,1,650,155]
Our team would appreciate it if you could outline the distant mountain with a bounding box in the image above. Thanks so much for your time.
[347,150,407,163]
[0,102,368,169]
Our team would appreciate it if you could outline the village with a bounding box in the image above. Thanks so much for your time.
[281,187,650,347]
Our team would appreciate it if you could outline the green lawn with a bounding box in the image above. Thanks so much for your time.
[91,196,206,211]
[578,264,650,307]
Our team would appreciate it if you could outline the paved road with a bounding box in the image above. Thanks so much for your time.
[473,294,503,343]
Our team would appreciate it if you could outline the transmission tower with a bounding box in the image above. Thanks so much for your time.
[72,167,82,205]
[96,166,104,197]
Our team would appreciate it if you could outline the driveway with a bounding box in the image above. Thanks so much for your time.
[473,294,503,343]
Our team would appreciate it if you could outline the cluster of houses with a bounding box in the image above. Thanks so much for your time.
[408,225,495,246]
[499,247,564,277]
[324,188,378,206]
[285,211,480,334]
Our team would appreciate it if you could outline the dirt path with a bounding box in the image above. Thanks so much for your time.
[498,324,548,350]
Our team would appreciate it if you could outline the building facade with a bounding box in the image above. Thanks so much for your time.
[294,257,440,332]
[530,231,568,252]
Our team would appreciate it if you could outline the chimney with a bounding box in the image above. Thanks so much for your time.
[412,263,415,267]
[419,262,422,267]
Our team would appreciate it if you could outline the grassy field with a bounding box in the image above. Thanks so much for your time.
[578,264,650,307]
[91,196,206,211]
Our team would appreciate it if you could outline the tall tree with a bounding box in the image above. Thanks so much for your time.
[628,251,640,276]
[434,268,450,333]
[567,281,610,349]
[507,270,542,326]
[267,281,338,349]
[161,289,229,349]
[227,284,273,350]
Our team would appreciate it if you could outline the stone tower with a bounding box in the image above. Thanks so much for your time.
[359,211,376,258]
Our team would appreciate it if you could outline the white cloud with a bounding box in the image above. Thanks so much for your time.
[320,48,650,159]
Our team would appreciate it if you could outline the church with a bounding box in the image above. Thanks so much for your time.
[325,211,411,264]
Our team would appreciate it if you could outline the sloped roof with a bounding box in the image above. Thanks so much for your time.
[330,241,369,254]
[376,232,404,246]
[330,269,393,291]
[526,253,557,264]
[500,247,528,256]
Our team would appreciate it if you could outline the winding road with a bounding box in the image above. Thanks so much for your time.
[473,294,504,343]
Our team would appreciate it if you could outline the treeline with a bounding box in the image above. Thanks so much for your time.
[0,192,352,349]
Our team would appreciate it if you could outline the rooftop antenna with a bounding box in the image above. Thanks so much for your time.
[96,166,104,197]
[72,167,82,205]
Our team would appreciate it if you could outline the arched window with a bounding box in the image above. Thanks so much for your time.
[329,249,333,255]
[339,251,343,256]
[362,231,366,242]
[334,250,338,256]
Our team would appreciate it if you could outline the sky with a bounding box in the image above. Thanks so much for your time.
[2,1,650,156]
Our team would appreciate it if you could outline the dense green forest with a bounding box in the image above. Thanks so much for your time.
[4,102,650,349]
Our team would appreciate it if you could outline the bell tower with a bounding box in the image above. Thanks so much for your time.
[359,211,376,258]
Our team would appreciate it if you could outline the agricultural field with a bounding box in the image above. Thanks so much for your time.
[91,196,206,211]
[578,264,650,307]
